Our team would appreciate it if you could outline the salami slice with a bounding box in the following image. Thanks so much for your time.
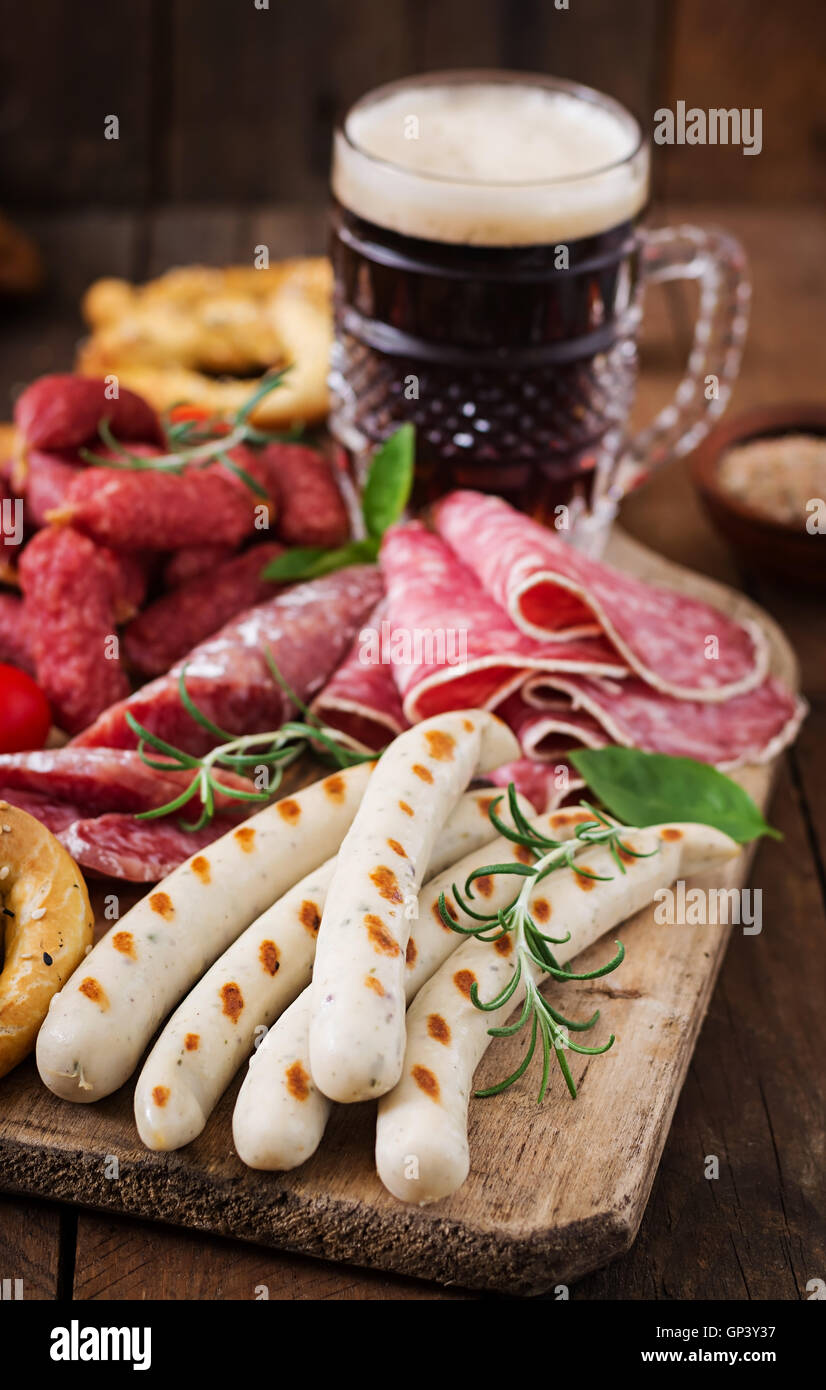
[124,542,283,678]
[310,601,408,751]
[59,812,239,882]
[0,747,254,816]
[435,490,768,701]
[518,671,807,770]
[18,525,130,735]
[497,690,609,759]
[486,760,586,815]
[0,593,33,673]
[380,521,627,723]
[73,564,384,753]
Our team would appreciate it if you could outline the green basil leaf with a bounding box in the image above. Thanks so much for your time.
[260,537,378,583]
[361,423,415,540]
[569,746,781,844]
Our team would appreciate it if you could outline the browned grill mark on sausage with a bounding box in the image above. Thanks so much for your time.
[533,897,551,923]
[184,1033,200,1051]
[477,795,495,817]
[259,940,280,975]
[365,913,400,957]
[405,938,418,968]
[398,800,414,817]
[660,827,683,841]
[412,1064,440,1100]
[387,838,407,858]
[494,934,513,957]
[435,896,457,931]
[463,719,475,733]
[412,763,433,784]
[285,1061,310,1100]
[299,899,321,935]
[454,969,476,998]
[323,774,345,802]
[427,1014,451,1044]
[152,1085,170,1107]
[514,844,533,865]
[190,855,211,883]
[111,930,136,958]
[234,825,256,851]
[575,868,596,890]
[78,977,108,1009]
[424,729,456,761]
[370,865,403,904]
[617,846,636,864]
[475,875,493,898]
[149,891,174,920]
[365,975,385,996]
[220,982,244,1022]
[277,799,301,824]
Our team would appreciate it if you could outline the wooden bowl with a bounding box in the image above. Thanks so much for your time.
[690,404,826,588]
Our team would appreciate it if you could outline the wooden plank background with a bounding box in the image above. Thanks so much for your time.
[0,0,823,211]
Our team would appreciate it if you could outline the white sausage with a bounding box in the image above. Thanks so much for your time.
[36,764,374,1102]
[309,710,519,1103]
[133,788,517,1150]
[233,803,587,1170]
[376,821,739,1204]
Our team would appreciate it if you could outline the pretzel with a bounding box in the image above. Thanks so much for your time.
[76,258,332,429]
[0,801,94,1078]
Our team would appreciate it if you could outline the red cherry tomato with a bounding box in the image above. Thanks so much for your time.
[0,664,51,752]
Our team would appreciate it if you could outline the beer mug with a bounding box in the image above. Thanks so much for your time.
[328,71,749,555]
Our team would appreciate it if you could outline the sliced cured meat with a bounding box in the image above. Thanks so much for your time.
[49,445,275,551]
[0,747,254,816]
[497,690,609,759]
[435,490,768,701]
[14,374,162,450]
[18,526,130,735]
[380,521,627,723]
[73,564,384,754]
[486,760,586,815]
[520,671,807,770]
[163,544,236,589]
[310,601,408,751]
[0,786,82,835]
[1,472,23,577]
[258,443,350,548]
[59,812,238,882]
[0,594,33,673]
[124,542,283,678]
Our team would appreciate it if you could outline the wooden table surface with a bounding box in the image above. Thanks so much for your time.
[1,201,823,1301]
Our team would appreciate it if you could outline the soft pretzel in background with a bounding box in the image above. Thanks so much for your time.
[0,801,94,1079]
[76,258,333,429]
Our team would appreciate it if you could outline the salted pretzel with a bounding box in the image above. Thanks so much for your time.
[76,258,332,428]
[0,801,94,1078]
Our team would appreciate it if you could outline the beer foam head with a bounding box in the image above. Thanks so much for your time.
[334,75,649,245]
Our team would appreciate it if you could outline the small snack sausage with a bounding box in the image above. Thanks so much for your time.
[308,710,520,1104]
[375,821,740,1205]
[258,444,350,548]
[162,544,236,589]
[18,526,130,735]
[0,594,33,674]
[36,762,374,1102]
[123,543,283,678]
[14,374,162,451]
[134,788,512,1151]
[0,801,94,1078]
[233,797,575,1172]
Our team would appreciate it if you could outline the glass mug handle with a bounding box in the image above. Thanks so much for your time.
[612,224,751,501]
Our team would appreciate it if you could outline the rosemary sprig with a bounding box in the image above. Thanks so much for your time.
[130,654,374,831]
[78,369,291,487]
[439,784,658,1103]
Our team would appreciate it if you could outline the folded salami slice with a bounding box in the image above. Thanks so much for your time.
[310,601,408,751]
[380,521,628,723]
[497,690,609,759]
[124,542,283,678]
[435,490,768,701]
[518,671,807,770]
[73,564,384,753]
[0,747,254,816]
[59,812,238,882]
[486,759,586,815]
[0,593,33,673]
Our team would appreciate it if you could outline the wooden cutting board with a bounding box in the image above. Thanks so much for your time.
[0,531,798,1296]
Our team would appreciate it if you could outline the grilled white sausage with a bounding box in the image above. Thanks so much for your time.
[36,764,374,1102]
[134,788,516,1150]
[309,710,519,1103]
[376,821,739,1204]
[233,804,590,1170]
